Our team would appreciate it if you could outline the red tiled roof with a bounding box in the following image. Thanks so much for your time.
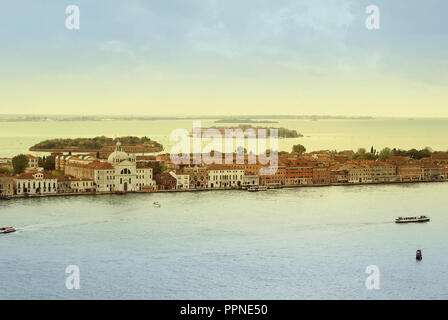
[14,172,57,180]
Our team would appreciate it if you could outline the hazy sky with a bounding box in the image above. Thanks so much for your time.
[1,0,447,117]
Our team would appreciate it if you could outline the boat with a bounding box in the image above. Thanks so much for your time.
[416,250,422,261]
[0,227,16,234]
[247,186,267,192]
[153,201,161,208]
[395,216,430,223]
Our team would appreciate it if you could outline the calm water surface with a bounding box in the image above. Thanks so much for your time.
[1,118,448,156]
[1,183,447,299]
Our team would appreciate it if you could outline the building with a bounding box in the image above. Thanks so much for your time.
[55,154,96,171]
[370,162,398,182]
[63,141,155,192]
[154,172,177,190]
[184,166,208,189]
[330,166,349,183]
[421,164,444,181]
[285,166,313,185]
[397,161,421,181]
[207,165,245,188]
[14,172,58,195]
[0,158,13,171]
[57,175,95,193]
[0,174,14,197]
[313,164,330,184]
[259,166,286,186]
[242,174,259,187]
[25,154,39,170]
[347,164,372,183]
[168,171,190,189]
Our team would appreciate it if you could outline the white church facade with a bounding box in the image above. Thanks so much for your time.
[63,141,155,193]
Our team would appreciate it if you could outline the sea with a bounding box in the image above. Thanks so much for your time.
[0,118,448,299]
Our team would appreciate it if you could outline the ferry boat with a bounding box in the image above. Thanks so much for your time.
[0,227,16,234]
[248,186,267,192]
[395,216,430,223]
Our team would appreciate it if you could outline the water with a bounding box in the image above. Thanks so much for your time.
[1,183,447,299]
[1,118,448,157]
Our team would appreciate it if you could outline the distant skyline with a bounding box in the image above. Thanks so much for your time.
[1,0,447,117]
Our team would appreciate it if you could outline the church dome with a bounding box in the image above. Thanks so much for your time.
[108,141,131,164]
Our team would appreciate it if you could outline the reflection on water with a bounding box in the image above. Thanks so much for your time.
[1,182,448,299]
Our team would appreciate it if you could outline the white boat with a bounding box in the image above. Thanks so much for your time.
[247,186,267,192]
[153,201,161,208]
[395,216,430,223]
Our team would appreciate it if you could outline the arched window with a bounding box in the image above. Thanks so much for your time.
[120,168,131,175]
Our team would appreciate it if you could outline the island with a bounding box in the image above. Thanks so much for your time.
[192,125,303,138]
[214,118,279,124]
[29,136,164,157]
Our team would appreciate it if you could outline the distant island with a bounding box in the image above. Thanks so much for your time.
[29,136,163,154]
[214,118,278,124]
[0,114,375,122]
[193,125,303,138]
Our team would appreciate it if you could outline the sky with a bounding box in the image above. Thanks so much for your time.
[0,0,447,117]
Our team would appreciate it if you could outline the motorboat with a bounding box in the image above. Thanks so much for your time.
[395,216,430,223]
[0,227,16,234]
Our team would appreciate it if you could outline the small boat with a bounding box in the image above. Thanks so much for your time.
[395,216,430,223]
[416,250,422,261]
[0,227,16,234]
[248,186,267,192]
[153,201,161,208]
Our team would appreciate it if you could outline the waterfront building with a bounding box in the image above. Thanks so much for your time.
[396,161,422,181]
[285,166,313,185]
[57,175,95,193]
[330,166,349,183]
[154,172,177,190]
[207,165,245,188]
[421,163,444,181]
[347,163,372,183]
[259,166,287,187]
[184,166,208,189]
[14,172,58,195]
[242,174,259,187]
[62,142,155,192]
[312,164,331,184]
[0,174,14,196]
[370,162,398,182]
[168,170,190,189]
